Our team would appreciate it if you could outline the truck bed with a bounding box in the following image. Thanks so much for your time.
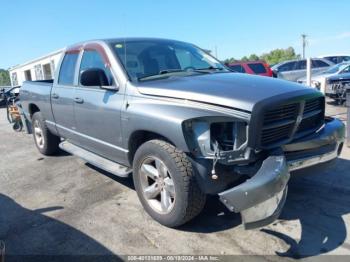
[20,80,54,125]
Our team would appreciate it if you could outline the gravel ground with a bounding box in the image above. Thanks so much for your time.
[0,101,349,261]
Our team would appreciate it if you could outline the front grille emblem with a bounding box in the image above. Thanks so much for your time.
[296,115,303,126]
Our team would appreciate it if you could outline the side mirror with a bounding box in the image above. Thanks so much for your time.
[80,68,110,87]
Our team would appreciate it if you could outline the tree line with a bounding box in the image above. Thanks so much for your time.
[224,47,301,66]
[0,69,11,86]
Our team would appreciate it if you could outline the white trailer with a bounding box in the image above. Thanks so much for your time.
[8,49,63,87]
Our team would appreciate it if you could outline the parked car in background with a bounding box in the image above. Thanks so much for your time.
[0,86,20,106]
[319,54,350,64]
[227,61,273,77]
[297,62,350,93]
[271,58,334,82]
[325,72,350,104]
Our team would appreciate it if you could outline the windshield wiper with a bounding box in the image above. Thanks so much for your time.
[193,66,225,71]
[138,69,190,81]
[137,67,225,81]
[159,69,186,74]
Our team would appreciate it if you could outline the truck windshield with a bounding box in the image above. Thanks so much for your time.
[110,39,227,81]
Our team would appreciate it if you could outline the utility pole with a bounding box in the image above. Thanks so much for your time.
[301,34,307,59]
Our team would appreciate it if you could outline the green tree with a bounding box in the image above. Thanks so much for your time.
[248,54,259,61]
[260,47,300,65]
[224,47,300,65]
[241,56,249,62]
[223,57,237,64]
[0,69,11,86]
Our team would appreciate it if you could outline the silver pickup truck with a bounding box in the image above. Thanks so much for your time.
[20,38,345,229]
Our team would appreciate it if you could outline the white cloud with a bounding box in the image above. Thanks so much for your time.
[308,31,350,46]
[335,32,350,40]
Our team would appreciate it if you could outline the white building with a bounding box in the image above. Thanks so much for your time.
[8,49,63,87]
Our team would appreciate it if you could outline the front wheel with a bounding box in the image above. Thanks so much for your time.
[132,140,206,227]
[32,112,60,155]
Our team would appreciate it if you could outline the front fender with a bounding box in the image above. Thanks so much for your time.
[122,95,250,153]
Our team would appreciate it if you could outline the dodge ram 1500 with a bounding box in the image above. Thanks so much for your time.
[20,38,345,229]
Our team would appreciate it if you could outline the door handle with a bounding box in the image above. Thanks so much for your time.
[52,93,59,99]
[74,97,84,104]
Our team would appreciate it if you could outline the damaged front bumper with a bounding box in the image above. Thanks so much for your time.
[219,155,290,229]
[218,117,345,230]
[284,117,345,171]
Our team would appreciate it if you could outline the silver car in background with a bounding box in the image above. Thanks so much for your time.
[319,54,350,64]
[271,58,334,82]
[297,62,350,93]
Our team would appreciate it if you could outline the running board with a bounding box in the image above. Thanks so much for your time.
[59,141,132,178]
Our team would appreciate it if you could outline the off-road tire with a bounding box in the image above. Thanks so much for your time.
[133,139,206,227]
[32,112,60,155]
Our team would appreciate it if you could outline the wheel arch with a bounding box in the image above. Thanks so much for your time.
[127,130,178,165]
[28,103,40,118]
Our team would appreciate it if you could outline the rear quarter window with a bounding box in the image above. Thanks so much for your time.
[58,53,79,85]
[278,62,296,72]
[229,64,246,73]
[324,56,338,64]
[247,63,267,74]
[295,60,306,70]
[312,59,330,68]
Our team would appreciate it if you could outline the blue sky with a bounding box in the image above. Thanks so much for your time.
[1,0,350,68]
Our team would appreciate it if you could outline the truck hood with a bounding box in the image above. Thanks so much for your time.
[137,73,313,112]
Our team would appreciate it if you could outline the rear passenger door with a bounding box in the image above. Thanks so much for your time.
[51,52,79,139]
[73,47,126,163]
[291,60,307,81]
[277,61,297,81]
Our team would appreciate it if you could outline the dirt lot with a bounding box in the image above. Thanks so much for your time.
[0,101,349,260]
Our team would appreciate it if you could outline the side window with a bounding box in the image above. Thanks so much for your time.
[324,56,337,64]
[79,50,113,86]
[312,59,329,68]
[342,56,350,62]
[295,60,306,70]
[247,63,267,74]
[341,65,350,74]
[11,72,18,86]
[228,65,246,73]
[58,53,79,85]
[278,62,295,72]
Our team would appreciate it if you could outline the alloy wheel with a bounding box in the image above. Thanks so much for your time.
[139,156,175,214]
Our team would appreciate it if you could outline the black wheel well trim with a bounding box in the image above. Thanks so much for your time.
[127,130,178,165]
[28,103,40,118]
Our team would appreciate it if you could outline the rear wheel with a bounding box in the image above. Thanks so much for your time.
[32,112,60,155]
[133,139,206,227]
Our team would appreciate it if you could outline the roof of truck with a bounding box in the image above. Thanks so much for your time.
[67,37,187,47]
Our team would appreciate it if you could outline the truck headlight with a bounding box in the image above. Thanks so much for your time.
[183,118,248,157]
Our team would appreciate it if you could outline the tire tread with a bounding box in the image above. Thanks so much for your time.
[149,139,206,225]
[32,112,60,155]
